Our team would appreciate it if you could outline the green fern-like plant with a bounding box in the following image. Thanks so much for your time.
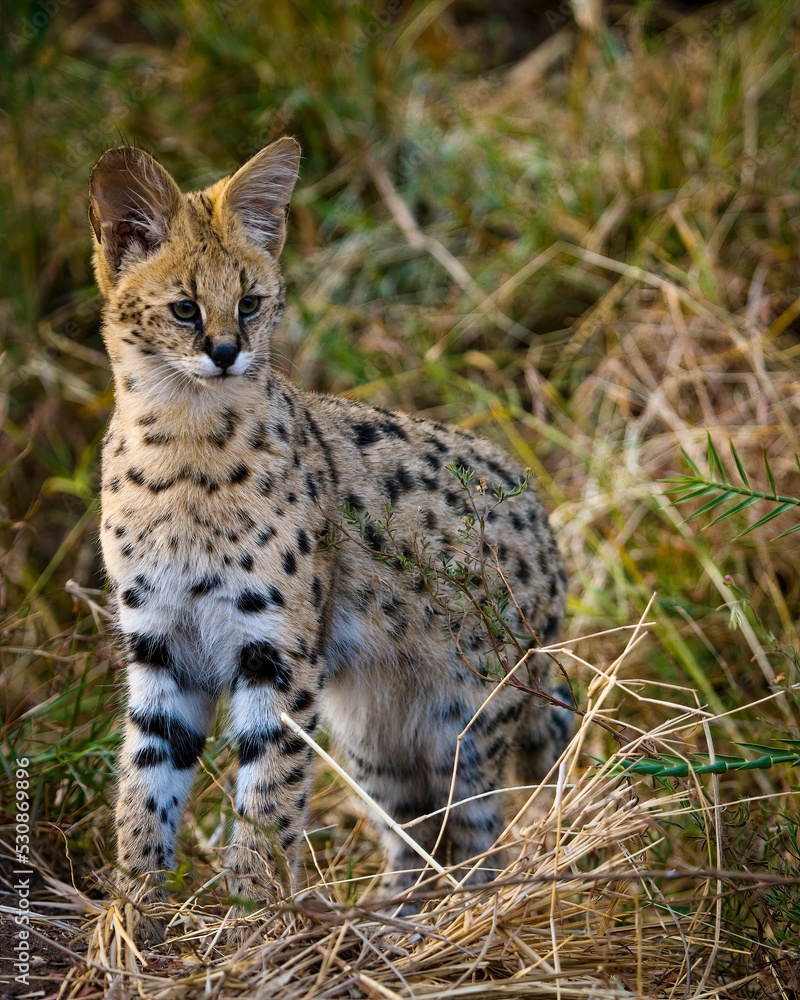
[599,742,800,779]
[663,433,800,538]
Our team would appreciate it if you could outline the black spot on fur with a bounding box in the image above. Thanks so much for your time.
[143,431,174,446]
[209,408,238,448]
[191,575,222,595]
[149,475,177,492]
[364,523,385,550]
[445,490,467,513]
[379,417,407,440]
[256,525,276,545]
[121,587,145,608]
[541,612,561,643]
[397,467,414,490]
[279,733,306,756]
[346,493,365,513]
[383,475,400,505]
[131,746,167,768]
[297,527,310,554]
[282,548,297,575]
[485,735,508,760]
[290,689,314,714]
[424,434,448,453]
[249,421,268,449]
[236,508,255,530]
[128,633,171,669]
[194,472,219,493]
[305,411,339,487]
[127,467,146,486]
[240,553,254,571]
[486,458,518,489]
[129,710,206,769]
[238,640,291,690]
[238,726,282,767]
[310,576,323,607]
[228,462,250,484]
[236,590,269,613]
[353,421,381,447]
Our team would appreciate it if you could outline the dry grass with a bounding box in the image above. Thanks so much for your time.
[46,613,773,999]
[3,0,800,996]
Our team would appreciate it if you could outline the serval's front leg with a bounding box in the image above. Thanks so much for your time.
[226,639,319,932]
[115,637,215,941]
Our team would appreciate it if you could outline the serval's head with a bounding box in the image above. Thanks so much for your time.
[89,139,300,393]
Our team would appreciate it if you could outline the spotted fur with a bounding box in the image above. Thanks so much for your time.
[89,139,570,927]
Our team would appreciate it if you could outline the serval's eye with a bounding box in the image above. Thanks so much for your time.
[238,296,260,317]
[171,300,199,321]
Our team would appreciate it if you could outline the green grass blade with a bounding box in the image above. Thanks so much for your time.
[667,485,720,505]
[661,475,703,485]
[739,755,781,770]
[708,494,763,525]
[681,448,703,478]
[737,501,795,536]
[683,490,738,521]
[693,760,732,775]
[763,448,777,498]
[775,521,800,539]
[730,440,750,487]
[737,742,790,755]
[707,433,729,484]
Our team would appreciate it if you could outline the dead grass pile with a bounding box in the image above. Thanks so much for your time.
[3,2,800,997]
[27,611,777,999]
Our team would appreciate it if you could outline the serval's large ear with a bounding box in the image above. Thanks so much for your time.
[89,146,181,289]
[221,137,300,259]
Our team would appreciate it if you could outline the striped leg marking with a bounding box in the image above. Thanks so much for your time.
[116,646,214,899]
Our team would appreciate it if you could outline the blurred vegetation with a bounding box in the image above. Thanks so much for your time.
[1,0,800,992]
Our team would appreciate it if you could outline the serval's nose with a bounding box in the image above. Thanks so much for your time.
[207,340,239,371]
